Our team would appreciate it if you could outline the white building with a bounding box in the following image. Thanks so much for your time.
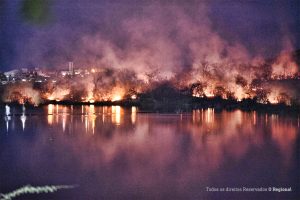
[4,69,20,78]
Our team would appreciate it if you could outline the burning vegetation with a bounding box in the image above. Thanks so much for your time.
[1,2,299,111]
[2,83,41,105]
[0,51,299,112]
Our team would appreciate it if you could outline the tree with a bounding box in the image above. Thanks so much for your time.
[190,82,204,97]
[235,75,247,87]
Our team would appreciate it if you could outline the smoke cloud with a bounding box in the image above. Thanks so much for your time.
[1,0,298,71]
[0,0,299,105]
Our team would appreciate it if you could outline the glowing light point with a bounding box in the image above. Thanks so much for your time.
[131,95,137,100]
[5,105,10,116]
[21,114,26,131]
[112,95,122,102]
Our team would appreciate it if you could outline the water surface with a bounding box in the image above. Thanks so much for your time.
[0,105,299,199]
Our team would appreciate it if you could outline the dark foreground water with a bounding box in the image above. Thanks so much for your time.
[0,105,299,200]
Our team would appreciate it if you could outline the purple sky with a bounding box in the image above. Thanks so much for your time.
[0,0,299,71]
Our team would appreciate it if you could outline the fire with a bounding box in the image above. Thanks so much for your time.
[2,84,41,105]
[1,53,298,107]
[112,95,122,102]
[46,88,70,102]
[191,83,215,98]
[2,1,300,109]
[204,88,215,98]
[267,90,291,105]
[268,93,279,104]
[82,90,95,103]
[191,84,216,98]
[234,86,250,101]
[110,87,125,102]
[271,38,298,78]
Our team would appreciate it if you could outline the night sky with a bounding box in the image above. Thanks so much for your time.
[0,0,299,72]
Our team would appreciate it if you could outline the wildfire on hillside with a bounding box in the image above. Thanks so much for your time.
[1,53,298,108]
[1,1,299,109]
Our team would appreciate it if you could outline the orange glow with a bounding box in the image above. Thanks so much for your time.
[112,106,121,125]
[268,94,279,104]
[192,86,215,98]
[89,105,96,134]
[62,107,67,132]
[272,52,298,77]
[206,108,214,124]
[112,95,122,102]
[46,88,70,102]
[47,104,54,125]
[267,90,291,105]
[205,93,214,98]
[131,106,137,124]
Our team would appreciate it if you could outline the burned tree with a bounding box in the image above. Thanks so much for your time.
[190,82,204,97]
[235,75,248,88]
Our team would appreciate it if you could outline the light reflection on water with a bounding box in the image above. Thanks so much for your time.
[0,105,299,199]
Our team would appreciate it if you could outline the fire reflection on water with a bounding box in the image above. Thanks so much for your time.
[62,107,67,132]
[5,105,11,132]
[20,105,26,131]
[111,106,121,125]
[1,105,299,199]
[271,119,297,166]
[253,111,257,125]
[3,105,297,153]
[188,109,298,166]
[47,104,54,125]
[45,105,131,134]
[131,106,137,124]
[85,105,96,134]
[5,104,297,164]
[43,105,299,143]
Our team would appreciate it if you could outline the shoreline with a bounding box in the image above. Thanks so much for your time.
[1,97,299,116]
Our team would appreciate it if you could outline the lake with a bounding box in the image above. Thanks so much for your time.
[0,105,299,200]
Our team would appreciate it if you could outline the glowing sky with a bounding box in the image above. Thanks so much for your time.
[0,0,299,70]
